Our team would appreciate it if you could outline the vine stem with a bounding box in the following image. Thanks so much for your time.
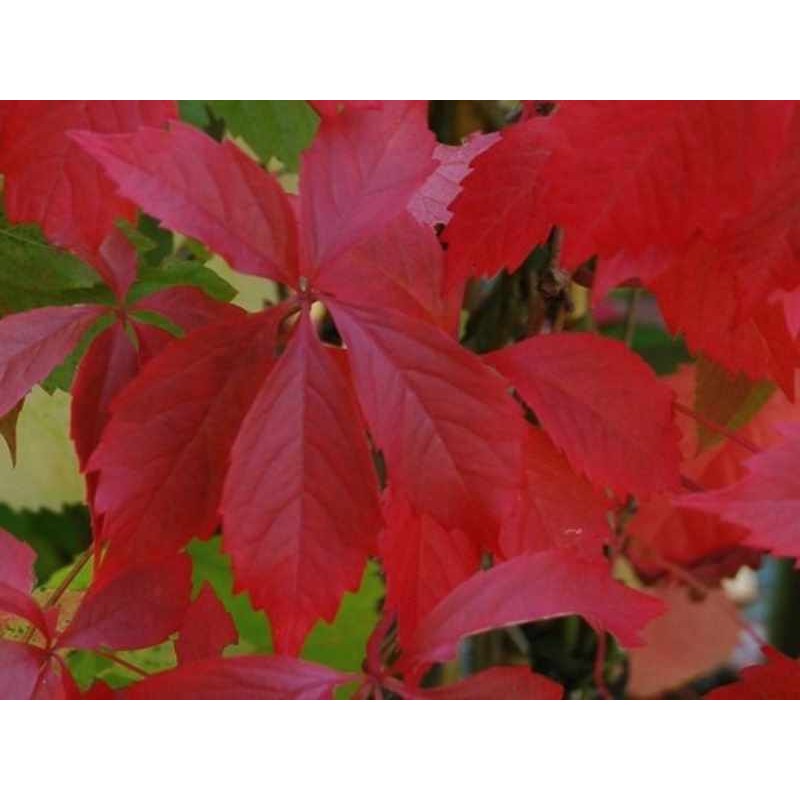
[622,288,641,347]
[43,548,92,610]
[96,650,150,678]
[673,401,761,455]
[22,548,93,644]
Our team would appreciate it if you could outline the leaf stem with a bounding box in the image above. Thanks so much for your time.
[96,650,151,679]
[622,288,641,347]
[22,548,92,644]
[674,401,761,455]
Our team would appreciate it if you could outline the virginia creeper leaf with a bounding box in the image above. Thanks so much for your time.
[57,555,192,652]
[0,640,48,700]
[487,333,680,494]
[122,655,351,700]
[73,121,300,286]
[221,312,381,655]
[379,490,480,650]
[413,666,563,700]
[403,549,665,672]
[70,324,140,470]
[176,583,238,664]
[679,423,800,559]
[627,585,741,697]
[88,310,284,569]
[300,102,436,269]
[499,429,610,559]
[0,304,105,418]
[706,647,800,699]
[316,211,460,332]
[327,298,526,543]
[408,132,500,228]
[0,100,177,254]
[0,526,36,593]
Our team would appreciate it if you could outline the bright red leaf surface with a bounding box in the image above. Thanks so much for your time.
[680,424,800,560]
[0,100,176,255]
[328,298,526,545]
[221,311,382,655]
[0,304,105,418]
[73,121,300,285]
[499,429,611,559]
[706,647,800,699]
[300,101,435,269]
[402,549,665,674]
[487,333,681,495]
[122,655,352,700]
[444,101,796,285]
[88,310,284,569]
[56,554,192,651]
[380,490,480,650]
[175,584,238,664]
[413,666,563,700]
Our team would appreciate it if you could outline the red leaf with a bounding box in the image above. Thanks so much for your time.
[316,211,459,332]
[88,310,283,568]
[499,429,611,559]
[309,101,382,118]
[487,333,680,495]
[88,227,138,301]
[0,100,176,254]
[221,312,381,655]
[650,241,800,398]
[327,299,525,544]
[679,424,800,559]
[413,666,563,700]
[122,655,351,700]
[402,549,665,673]
[0,640,48,700]
[70,323,140,470]
[73,121,299,285]
[0,304,105,418]
[445,102,796,285]
[380,490,480,650]
[627,585,742,697]
[0,582,48,634]
[442,118,556,287]
[300,102,436,269]
[408,132,500,228]
[706,647,800,699]
[176,584,238,664]
[0,526,36,594]
[57,555,192,652]
[627,494,748,577]
[132,286,245,333]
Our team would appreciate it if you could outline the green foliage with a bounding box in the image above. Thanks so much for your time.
[0,215,110,315]
[208,100,318,171]
[0,503,91,581]
[189,537,383,675]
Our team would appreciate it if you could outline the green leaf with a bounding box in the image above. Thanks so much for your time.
[0,503,90,582]
[133,257,237,304]
[0,215,110,315]
[694,355,774,451]
[188,537,272,653]
[179,100,211,130]
[302,564,383,674]
[208,100,318,171]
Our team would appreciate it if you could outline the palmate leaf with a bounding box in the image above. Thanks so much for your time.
[221,311,382,656]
